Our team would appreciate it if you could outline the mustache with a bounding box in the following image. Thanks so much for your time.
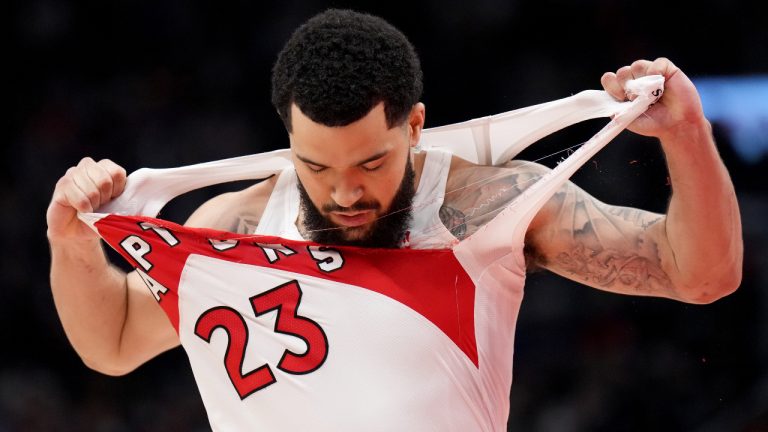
[321,201,381,213]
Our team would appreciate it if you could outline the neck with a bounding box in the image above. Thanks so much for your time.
[411,150,427,192]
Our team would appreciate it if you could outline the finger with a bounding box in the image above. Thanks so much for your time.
[62,178,94,213]
[50,174,76,208]
[615,66,634,99]
[630,59,652,79]
[600,72,625,101]
[99,159,128,197]
[84,159,114,206]
[647,57,679,80]
[71,162,103,211]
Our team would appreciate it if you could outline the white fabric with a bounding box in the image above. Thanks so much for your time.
[408,148,457,248]
[253,165,303,240]
[95,75,664,218]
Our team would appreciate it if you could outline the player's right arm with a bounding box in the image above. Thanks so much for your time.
[47,157,179,376]
[48,158,278,375]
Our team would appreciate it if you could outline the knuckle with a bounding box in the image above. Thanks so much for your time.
[98,159,115,170]
[86,190,100,203]
[77,198,92,211]
[114,166,127,180]
[96,177,112,192]
[58,172,77,188]
[54,176,69,191]
[103,160,127,178]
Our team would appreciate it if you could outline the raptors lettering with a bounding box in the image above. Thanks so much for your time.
[118,222,345,294]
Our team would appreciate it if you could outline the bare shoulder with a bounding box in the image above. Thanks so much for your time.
[185,175,279,234]
[441,156,551,239]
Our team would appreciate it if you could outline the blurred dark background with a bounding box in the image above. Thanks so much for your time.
[6,0,767,431]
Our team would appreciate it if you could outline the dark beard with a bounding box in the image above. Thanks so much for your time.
[297,157,416,248]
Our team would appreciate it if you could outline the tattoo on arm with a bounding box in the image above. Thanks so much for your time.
[543,185,675,297]
[554,243,671,294]
[441,160,675,298]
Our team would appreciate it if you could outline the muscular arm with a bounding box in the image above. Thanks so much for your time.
[653,120,741,301]
[49,160,275,375]
[48,159,178,376]
[528,126,741,304]
[527,177,678,299]
[442,59,742,304]
[583,57,743,302]
[443,138,739,304]
[50,242,180,375]
[442,160,674,298]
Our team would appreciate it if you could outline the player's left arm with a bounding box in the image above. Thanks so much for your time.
[528,58,743,304]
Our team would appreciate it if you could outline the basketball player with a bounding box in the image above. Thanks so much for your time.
[46,9,742,430]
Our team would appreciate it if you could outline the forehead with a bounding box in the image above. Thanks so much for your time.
[289,102,404,164]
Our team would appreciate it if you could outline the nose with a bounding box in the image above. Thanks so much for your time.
[330,173,364,208]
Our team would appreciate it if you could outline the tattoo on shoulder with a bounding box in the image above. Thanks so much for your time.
[442,163,544,237]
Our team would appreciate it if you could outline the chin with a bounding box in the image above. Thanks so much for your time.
[339,224,374,242]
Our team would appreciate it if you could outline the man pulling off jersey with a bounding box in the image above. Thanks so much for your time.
[47,8,742,430]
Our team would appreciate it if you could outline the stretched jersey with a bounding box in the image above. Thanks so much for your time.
[84,76,664,431]
[88,214,518,431]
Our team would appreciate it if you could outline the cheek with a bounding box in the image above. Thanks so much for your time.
[373,166,406,205]
[297,172,330,205]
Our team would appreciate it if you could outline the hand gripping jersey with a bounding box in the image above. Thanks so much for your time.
[82,76,663,431]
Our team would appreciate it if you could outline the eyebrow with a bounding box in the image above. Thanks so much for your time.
[295,150,389,168]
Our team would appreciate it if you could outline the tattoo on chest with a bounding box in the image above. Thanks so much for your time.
[439,206,468,238]
[233,216,260,235]
[441,168,531,238]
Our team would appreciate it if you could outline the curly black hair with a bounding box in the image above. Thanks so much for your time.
[271,9,423,132]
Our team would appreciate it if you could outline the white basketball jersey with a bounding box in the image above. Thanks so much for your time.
[84,76,664,431]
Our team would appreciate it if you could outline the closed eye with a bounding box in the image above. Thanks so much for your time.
[306,163,326,173]
[361,161,383,172]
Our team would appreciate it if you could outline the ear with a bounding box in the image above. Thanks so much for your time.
[407,102,426,148]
